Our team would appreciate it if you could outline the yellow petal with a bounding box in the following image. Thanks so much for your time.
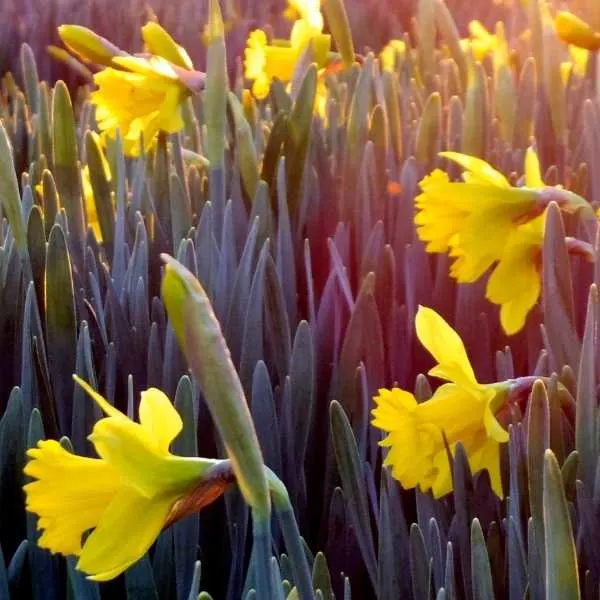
[138,388,183,453]
[24,440,121,556]
[88,416,206,498]
[555,11,600,51]
[73,375,122,418]
[524,146,544,188]
[77,488,172,581]
[439,151,510,187]
[141,22,193,70]
[415,306,477,387]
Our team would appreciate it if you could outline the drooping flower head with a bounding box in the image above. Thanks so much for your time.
[24,377,219,581]
[554,11,600,51]
[415,148,591,285]
[372,306,510,498]
[58,23,203,156]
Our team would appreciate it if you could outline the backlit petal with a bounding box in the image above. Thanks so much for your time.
[415,306,477,387]
[138,388,183,453]
[77,487,172,581]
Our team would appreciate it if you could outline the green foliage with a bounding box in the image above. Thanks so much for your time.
[1,1,600,598]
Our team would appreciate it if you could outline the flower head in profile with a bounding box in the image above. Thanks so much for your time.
[244,6,330,99]
[461,20,509,69]
[372,306,510,498]
[58,22,203,156]
[415,148,591,284]
[380,39,406,72]
[24,376,219,581]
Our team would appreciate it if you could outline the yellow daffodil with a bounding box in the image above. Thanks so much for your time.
[24,376,219,581]
[92,55,188,156]
[58,22,202,157]
[286,0,323,30]
[415,148,590,284]
[244,7,330,99]
[486,212,545,335]
[372,306,510,498]
[461,21,509,68]
[380,39,406,72]
[555,11,600,51]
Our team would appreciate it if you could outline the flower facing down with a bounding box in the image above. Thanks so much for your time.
[554,11,600,51]
[372,306,510,498]
[24,376,219,581]
[415,148,591,285]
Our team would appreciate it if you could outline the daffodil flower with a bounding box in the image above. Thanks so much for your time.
[58,23,204,156]
[244,10,330,100]
[415,148,591,284]
[91,55,189,156]
[371,306,510,498]
[24,376,220,581]
[461,20,509,69]
[379,39,406,72]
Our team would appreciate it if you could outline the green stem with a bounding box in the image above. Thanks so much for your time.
[252,511,273,599]
[267,469,315,600]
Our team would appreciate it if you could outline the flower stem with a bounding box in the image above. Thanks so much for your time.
[267,469,315,600]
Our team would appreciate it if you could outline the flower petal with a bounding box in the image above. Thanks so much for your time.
[524,146,544,188]
[24,440,121,556]
[439,151,510,187]
[415,306,477,387]
[76,487,172,581]
[73,375,122,418]
[138,388,183,453]
[89,416,207,499]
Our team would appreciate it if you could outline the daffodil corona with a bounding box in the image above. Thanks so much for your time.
[372,306,510,498]
[24,377,219,581]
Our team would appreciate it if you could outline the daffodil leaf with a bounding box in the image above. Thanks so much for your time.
[264,258,292,387]
[417,0,436,88]
[329,400,377,589]
[471,518,494,600]
[513,57,537,150]
[543,450,580,600]
[542,202,580,372]
[0,120,26,252]
[239,241,269,394]
[378,469,411,600]
[7,540,29,595]
[40,169,59,239]
[45,223,76,433]
[575,285,597,491]
[462,62,487,158]
[409,523,432,600]
[261,112,289,197]
[26,205,46,314]
[251,361,282,476]
[214,200,236,321]
[560,450,579,502]
[416,92,442,165]
[228,93,259,207]
[284,64,317,216]
[225,216,260,364]
[20,44,39,115]
[275,158,296,326]
[507,516,527,600]
[0,546,11,600]
[85,131,114,262]
[346,55,373,169]
[434,0,467,91]
[322,0,354,68]
[124,555,159,600]
[173,377,200,600]
[382,71,403,166]
[52,81,85,257]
